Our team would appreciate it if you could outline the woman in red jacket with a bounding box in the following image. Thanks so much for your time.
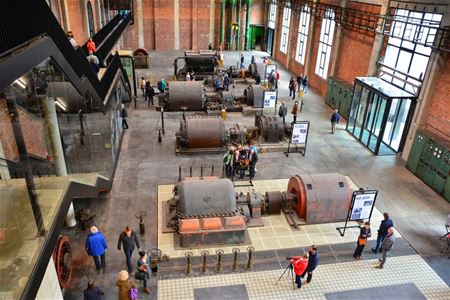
[86,37,97,53]
[290,252,309,289]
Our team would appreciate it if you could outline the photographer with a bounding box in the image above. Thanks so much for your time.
[290,252,309,289]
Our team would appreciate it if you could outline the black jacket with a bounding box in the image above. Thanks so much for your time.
[306,250,319,272]
[117,231,140,251]
[84,287,104,300]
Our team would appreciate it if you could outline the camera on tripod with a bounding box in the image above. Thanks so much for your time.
[285,256,293,260]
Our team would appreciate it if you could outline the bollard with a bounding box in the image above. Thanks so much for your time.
[190,165,192,177]
[222,164,225,178]
[246,246,255,271]
[185,252,193,276]
[211,165,214,176]
[232,248,240,272]
[201,250,209,274]
[134,211,147,234]
[178,166,182,182]
[215,249,224,273]
[200,165,203,178]
[158,130,162,143]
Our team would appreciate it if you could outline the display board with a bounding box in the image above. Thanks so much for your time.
[349,192,377,220]
[336,189,378,236]
[263,91,277,108]
[291,122,309,145]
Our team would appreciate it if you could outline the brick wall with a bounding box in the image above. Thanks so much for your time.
[421,52,450,143]
[250,0,265,25]
[66,0,86,44]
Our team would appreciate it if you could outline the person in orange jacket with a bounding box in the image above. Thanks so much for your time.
[86,37,97,53]
[290,252,309,289]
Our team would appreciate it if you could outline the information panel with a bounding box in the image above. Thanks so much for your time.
[263,91,277,108]
[350,191,377,221]
[291,122,309,145]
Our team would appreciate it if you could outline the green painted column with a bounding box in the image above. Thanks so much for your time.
[228,0,236,50]
[245,0,252,50]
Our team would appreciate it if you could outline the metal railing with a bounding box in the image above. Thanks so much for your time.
[268,0,450,53]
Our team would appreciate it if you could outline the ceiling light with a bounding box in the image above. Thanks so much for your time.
[14,79,26,89]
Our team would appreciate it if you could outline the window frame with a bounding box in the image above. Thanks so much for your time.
[280,5,292,54]
[295,4,311,65]
[315,9,336,79]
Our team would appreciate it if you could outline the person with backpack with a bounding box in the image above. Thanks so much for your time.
[116,270,137,300]
[223,150,234,178]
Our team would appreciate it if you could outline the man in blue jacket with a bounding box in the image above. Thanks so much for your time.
[330,109,340,134]
[301,245,320,284]
[372,212,394,253]
[85,226,108,272]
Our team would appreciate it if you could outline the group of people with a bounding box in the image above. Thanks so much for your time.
[222,142,259,181]
[288,75,308,99]
[185,71,196,82]
[290,245,320,289]
[139,77,155,106]
[84,225,152,298]
[350,213,395,269]
[268,69,280,91]
[66,31,101,75]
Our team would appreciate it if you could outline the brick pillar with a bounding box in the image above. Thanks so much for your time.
[192,0,198,50]
[174,0,180,49]
[367,0,390,76]
[329,0,349,78]
[137,0,145,48]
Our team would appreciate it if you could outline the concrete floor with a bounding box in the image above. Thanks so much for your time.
[63,50,450,299]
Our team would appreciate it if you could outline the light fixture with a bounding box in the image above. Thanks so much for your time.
[55,98,68,112]
[14,79,26,89]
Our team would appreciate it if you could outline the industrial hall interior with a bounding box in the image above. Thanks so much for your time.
[1,0,450,299]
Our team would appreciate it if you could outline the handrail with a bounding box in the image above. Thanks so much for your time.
[0,0,132,112]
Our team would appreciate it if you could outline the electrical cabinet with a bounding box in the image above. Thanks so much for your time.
[406,132,427,173]
[325,78,353,119]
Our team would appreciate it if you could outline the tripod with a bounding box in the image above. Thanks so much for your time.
[275,263,295,290]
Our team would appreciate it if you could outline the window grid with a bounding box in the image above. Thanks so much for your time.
[268,3,277,29]
[315,9,335,79]
[280,6,291,54]
[295,5,311,65]
[381,9,442,93]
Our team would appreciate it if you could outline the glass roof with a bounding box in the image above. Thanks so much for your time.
[355,77,416,99]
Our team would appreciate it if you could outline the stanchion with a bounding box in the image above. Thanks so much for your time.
[232,248,240,272]
[134,211,147,234]
[211,165,214,176]
[178,166,182,182]
[222,165,225,178]
[215,249,224,273]
[246,246,255,271]
[185,252,193,276]
[200,165,203,178]
[190,165,192,177]
[201,250,209,274]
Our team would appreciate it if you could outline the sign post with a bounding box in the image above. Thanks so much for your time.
[284,121,310,157]
[336,188,378,236]
[263,91,277,115]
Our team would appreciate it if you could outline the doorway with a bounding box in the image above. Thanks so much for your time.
[266,28,274,55]
[346,77,416,155]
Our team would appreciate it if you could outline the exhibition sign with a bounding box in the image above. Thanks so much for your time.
[336,189,378,236]
[284,121,310,157]
[263,91,277,108]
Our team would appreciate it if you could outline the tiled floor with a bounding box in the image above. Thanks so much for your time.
[158,255,449,300]
[157,179,401,258]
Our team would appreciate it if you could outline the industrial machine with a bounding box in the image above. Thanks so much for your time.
[165,173,353,247]
[175,115,289,154]
[158,81,265,112]
[158,81,206,111]
[174,50,217,81]
[175,116,228,154]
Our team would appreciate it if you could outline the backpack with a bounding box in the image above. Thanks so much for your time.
[130,287,138,300]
